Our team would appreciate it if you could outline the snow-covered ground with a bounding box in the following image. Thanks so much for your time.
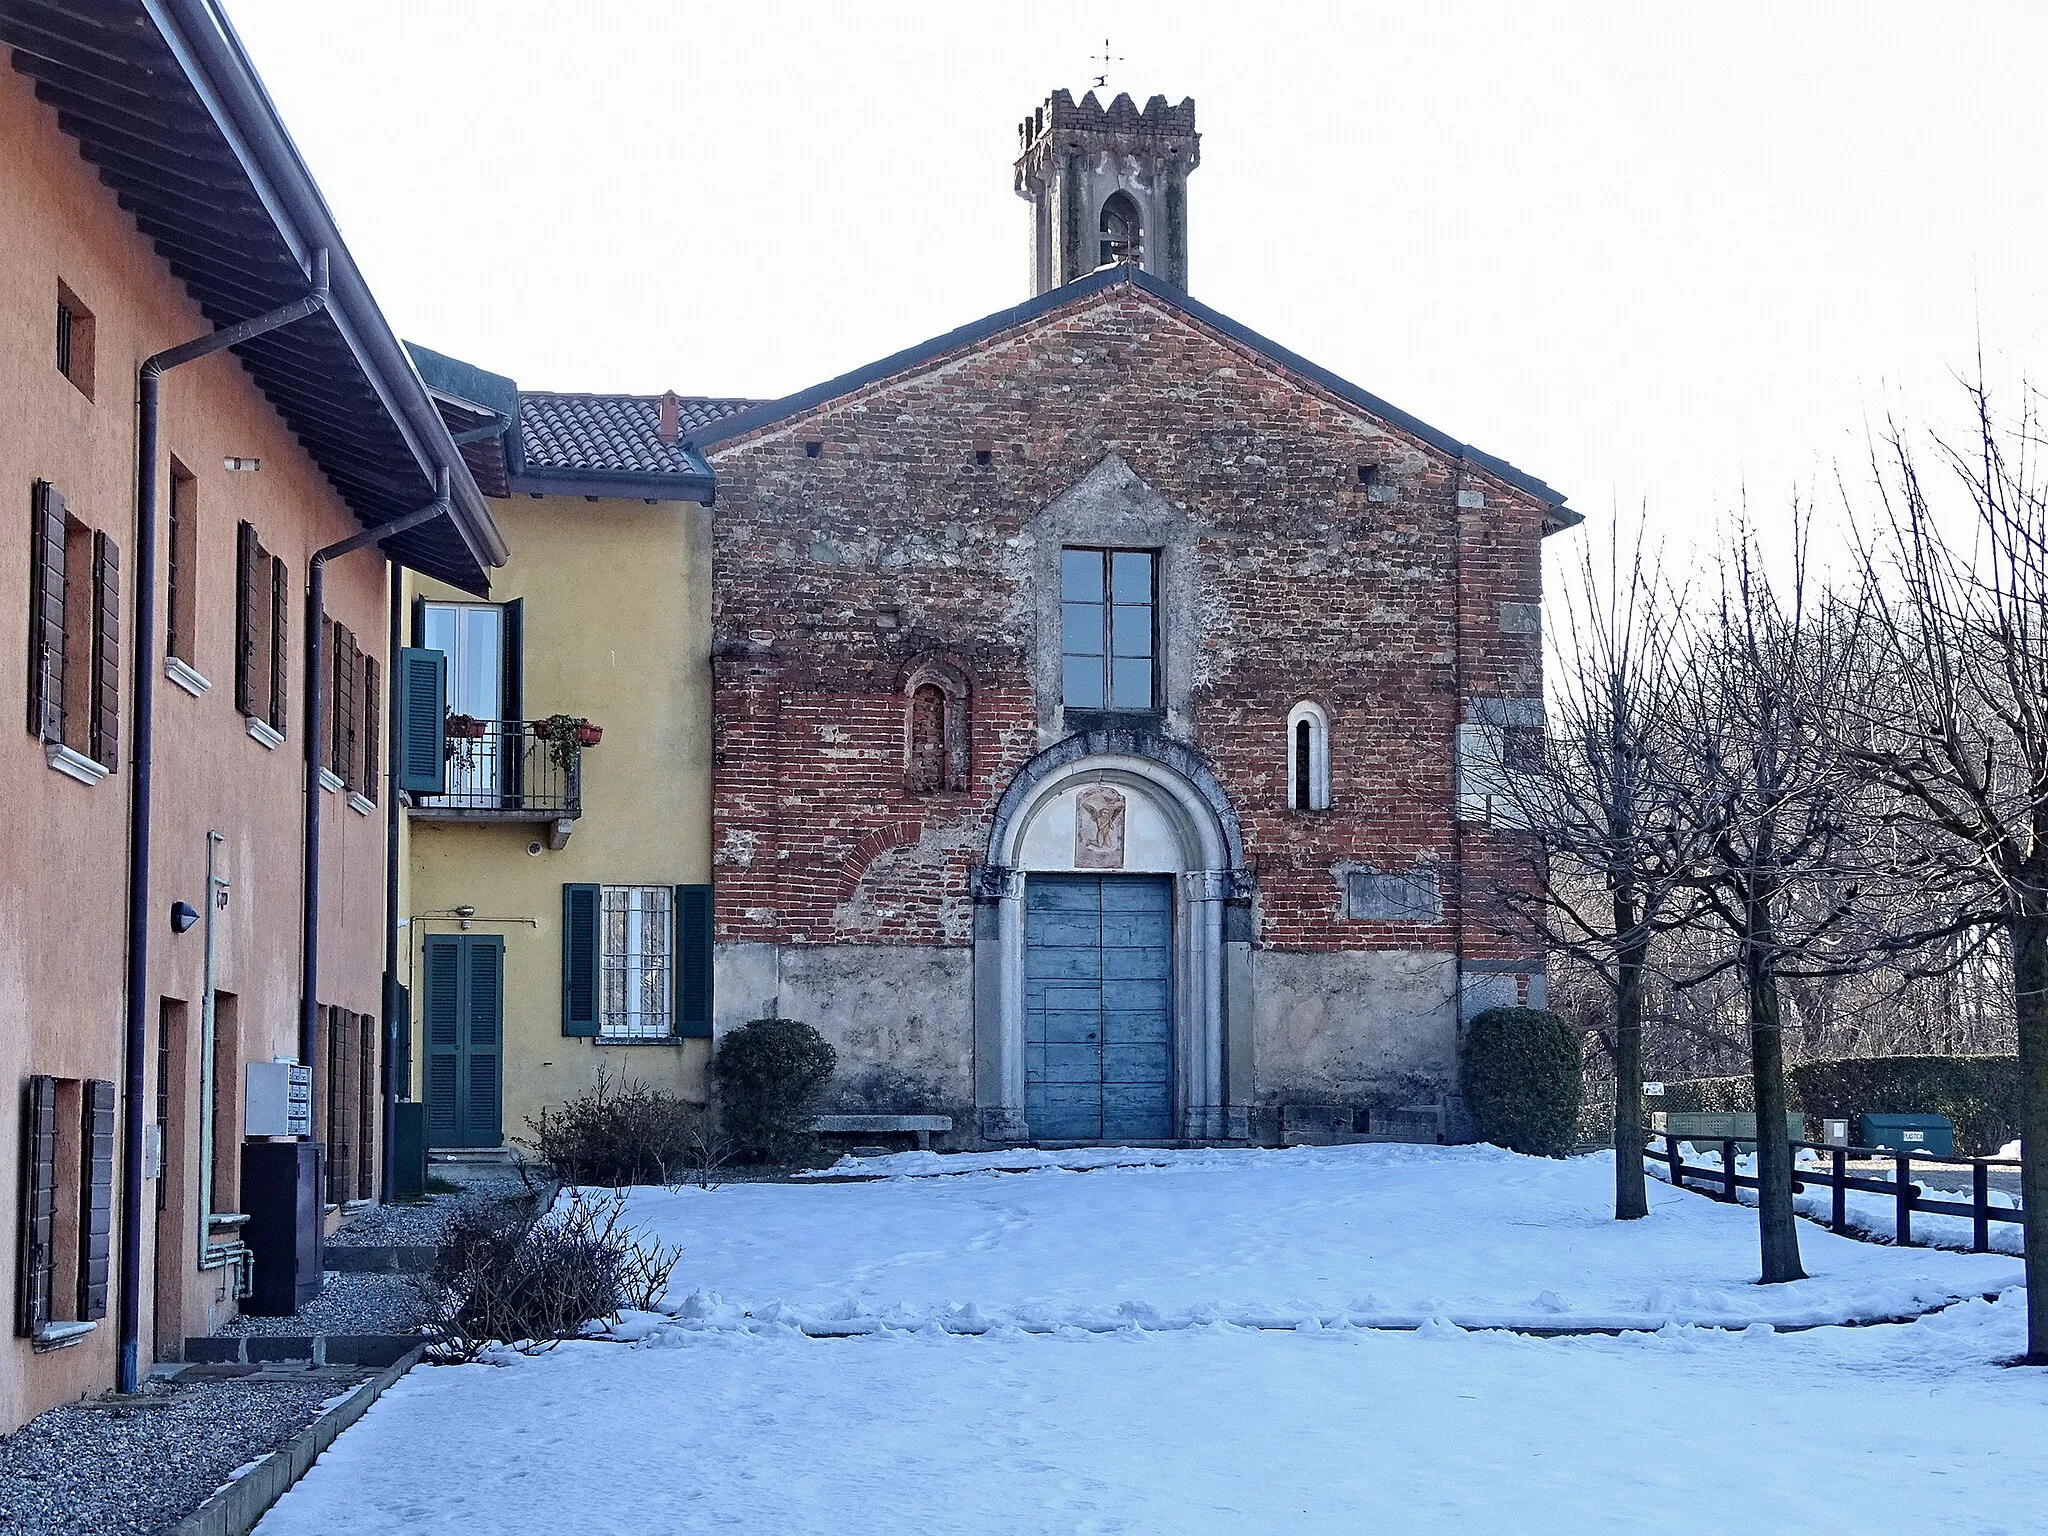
[252,1145,2048,1535]
[640,1142,2015,1333]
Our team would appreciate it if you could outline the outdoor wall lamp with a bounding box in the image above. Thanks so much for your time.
[170,900,199,934]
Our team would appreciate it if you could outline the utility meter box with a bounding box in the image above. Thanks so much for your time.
[246,1059,312,1138]
[1858,1113,1954,1158]
[1821,1118,1852,1147]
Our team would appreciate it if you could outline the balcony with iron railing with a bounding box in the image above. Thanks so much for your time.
[406,719,584,848]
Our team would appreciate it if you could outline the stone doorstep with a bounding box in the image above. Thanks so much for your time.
[163,1343,425,1536]
[183,1335,421,1368]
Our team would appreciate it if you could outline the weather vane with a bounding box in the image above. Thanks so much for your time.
[1092,37,1123,90]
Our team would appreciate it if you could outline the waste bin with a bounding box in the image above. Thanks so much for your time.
[1857,1113,1954,1157]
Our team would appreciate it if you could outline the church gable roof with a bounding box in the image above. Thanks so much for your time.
[689,265,1576,524]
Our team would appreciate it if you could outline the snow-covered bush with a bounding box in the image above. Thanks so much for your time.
[524,1070,724,1186]
[1460,1007,1583,1157]
[712,1017,837,1163]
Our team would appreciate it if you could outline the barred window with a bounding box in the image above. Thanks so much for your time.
[601,885,673,1040]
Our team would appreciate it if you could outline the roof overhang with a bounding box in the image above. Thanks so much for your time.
[1,0,511,590]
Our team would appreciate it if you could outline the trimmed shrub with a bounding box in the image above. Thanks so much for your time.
[523,1071,722,1186]
[1461,1007,1583,1157]
[1789,1055,2020,1157]
[712,1017,837,1163]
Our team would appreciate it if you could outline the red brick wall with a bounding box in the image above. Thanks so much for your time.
[709,284,1549,956]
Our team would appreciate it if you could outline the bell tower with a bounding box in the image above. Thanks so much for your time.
[1015,90,1199,296]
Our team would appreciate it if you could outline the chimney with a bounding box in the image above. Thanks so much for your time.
[657,390,680,444]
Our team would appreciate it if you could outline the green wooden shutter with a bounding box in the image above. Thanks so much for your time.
[561,883,600,1036]
[395,646,448,795]
[422,934,461,1143]
[502,598,525,803]
[675,885,713,1037]
[466,939,503,1146]
[78,1079,114,1321]
[502,598,523,720]
[17,1075,57,1337]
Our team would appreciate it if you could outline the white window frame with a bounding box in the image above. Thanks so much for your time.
[600,884,674,1042]
[1287,700,1331,811]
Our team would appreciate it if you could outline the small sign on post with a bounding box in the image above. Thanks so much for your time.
[1643,1082,1665,1097]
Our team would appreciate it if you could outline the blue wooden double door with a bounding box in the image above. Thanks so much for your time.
[1024,875,1173,1141]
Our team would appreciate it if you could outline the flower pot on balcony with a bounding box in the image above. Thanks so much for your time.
[446,713,487,740]
[532,714,599,776]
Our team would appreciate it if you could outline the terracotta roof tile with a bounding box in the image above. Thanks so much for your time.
[519,392,761,478]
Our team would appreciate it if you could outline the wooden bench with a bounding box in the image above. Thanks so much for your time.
[809,1114,954,1151]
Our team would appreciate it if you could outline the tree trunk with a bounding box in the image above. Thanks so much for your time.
[1612,935,1650,1221]
[1745,897,1806,1283]
[2012,910,2048,1362]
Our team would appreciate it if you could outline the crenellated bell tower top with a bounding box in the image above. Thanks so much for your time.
[1014,89,1199,297]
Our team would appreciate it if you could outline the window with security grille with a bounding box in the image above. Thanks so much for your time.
[601,885,674,1040]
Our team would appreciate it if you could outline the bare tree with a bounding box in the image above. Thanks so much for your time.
[1496,532,1704,1220]
[1669,526,1879,1284]
[1847,376,2048,1361]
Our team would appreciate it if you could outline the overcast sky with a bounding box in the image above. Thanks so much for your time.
[227,0,2048,573]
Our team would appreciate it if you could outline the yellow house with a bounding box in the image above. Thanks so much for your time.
[395,348,748,1149]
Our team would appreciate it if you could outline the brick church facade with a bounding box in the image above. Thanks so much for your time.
[695,90,1578,1146]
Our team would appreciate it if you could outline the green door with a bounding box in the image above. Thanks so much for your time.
[422,934,503,1148]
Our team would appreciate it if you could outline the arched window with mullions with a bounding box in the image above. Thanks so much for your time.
[1288,701,1331,812]
[1099,191,1142,267]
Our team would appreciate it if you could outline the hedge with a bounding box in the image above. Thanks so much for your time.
[1655,1075,1758,1116]
[1788,1055,2020,1157]
[1653,1056,2021,1156]
[1461,1007,1582,1157]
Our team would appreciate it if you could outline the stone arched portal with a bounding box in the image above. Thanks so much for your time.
[972,729,1253,1143]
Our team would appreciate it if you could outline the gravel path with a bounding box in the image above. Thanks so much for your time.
[216,1162,545,1339]
[331,1163,538,1246]
[0,1373,354,1536]
[214,1272,433,1338]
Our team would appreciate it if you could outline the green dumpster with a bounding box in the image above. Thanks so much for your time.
[1857,1113,1954,1158]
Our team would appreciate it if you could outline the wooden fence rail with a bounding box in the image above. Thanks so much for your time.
[1646,1133,2026,1253]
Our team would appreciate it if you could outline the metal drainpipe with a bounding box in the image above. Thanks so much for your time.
[380,558,402,1202]
[118,252,330,1395]
[300,476,450,1198]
